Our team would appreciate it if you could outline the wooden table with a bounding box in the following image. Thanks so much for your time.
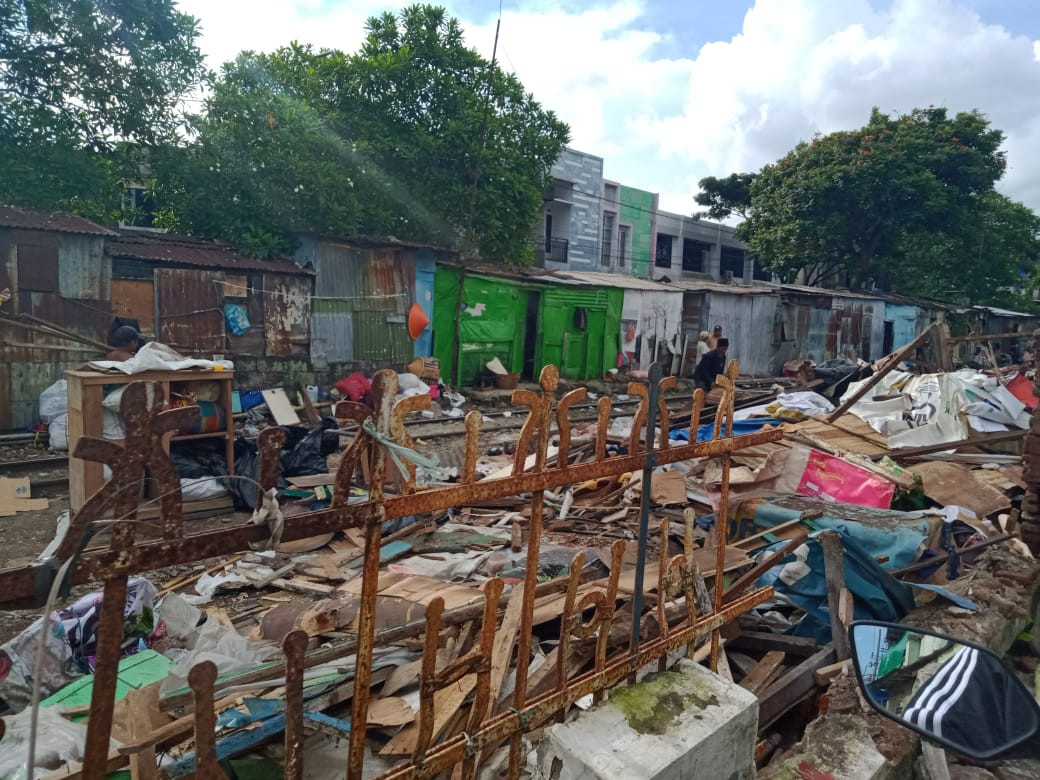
[66,368,236,512]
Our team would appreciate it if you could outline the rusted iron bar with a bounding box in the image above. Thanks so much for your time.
[283,630,308,780]
[373,586,773,780]
[82,576,129,780]
[187,661,225,780]
[347,371,395,780]
[508,365,557,780]
[0,426,783,608]
[630,363,662,658]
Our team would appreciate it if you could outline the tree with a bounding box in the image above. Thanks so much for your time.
[156,5,570,261]
[726,107,1037,301]
[695,172,755,220]
[0,0,208,218]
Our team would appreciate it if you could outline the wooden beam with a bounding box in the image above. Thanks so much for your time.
[946,331,1029,345]
[826,323,938,423]
[870,429,1026,462]
[757,645,837,728]
[739,650,786,694]
[814,659,850,687]
[820,531,851,662]
[728,630,818,658]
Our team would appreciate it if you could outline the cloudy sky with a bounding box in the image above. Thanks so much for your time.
[175,0,1040,215]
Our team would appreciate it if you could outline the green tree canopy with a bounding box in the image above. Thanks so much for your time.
[695,172,755,221]
[156,4,570,260]
[720,107,1039,302]
[0,0,208,218]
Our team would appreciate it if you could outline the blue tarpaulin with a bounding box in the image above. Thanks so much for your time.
[669,417,783,443]
[755,529,917,644]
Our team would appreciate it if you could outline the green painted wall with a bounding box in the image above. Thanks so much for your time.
[539,286,623,379]
[433,269,529,386]
[619,185,655,277]
[433,267,625,385]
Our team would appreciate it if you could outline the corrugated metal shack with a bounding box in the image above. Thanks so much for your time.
[107,230,314,388]
[294,235,448,374]
[0,206,317,427]
[663,279,778,377]
[431,265,628,386]
[0,207,115,427]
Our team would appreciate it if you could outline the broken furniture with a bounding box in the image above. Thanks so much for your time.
[66,368,235,514]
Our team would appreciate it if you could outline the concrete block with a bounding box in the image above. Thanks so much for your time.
[532,659,758,780]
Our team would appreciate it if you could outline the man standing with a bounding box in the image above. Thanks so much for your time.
[693,338,728,392]
[707,325,724,350]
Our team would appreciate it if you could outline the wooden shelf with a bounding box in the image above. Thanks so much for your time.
[172,431,230,442]
[66,368,236,512]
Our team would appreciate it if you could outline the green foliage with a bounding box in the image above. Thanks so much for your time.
[155,5,570,261]
[0,0,207,219]
[0,0,207,147]
[695,172,755,220]
[732,107,1039,302]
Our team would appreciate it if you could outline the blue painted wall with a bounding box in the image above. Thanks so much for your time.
[414,249,435,358]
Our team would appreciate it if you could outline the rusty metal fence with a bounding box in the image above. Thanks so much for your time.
[0,362,781,779]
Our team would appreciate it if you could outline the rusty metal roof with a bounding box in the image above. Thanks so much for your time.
[0,205,115,236]
[110,230,312,275]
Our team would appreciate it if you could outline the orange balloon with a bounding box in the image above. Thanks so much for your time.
[408,303,430,340]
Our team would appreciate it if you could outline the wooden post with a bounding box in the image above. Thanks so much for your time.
[820,531,851,662]
[936,314,954,373]
[826,323,938,423]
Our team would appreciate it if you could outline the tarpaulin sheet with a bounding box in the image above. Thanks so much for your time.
[755,530,916,644]
[796,450,896,508]
[670,417,783,443]
[843,369,1030,448]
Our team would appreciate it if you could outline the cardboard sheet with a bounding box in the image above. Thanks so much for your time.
[261,388,301,426]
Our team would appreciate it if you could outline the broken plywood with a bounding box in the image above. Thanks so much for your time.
[910,461,1012,518]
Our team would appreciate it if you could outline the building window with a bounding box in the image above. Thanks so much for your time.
[682,238,710,272]
[618,225,629,268]
[601,212,615,267]
[752,258,773,282]
[720,246,745,278]
[655,234,673,268]
[603,183,618,205]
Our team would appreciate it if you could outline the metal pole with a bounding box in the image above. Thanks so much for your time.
[630,363,662,656]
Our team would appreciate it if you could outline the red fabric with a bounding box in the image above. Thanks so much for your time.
[1006,373,1038,410]
[336,372,371,402]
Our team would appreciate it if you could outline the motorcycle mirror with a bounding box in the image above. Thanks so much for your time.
[848,621,1040,759]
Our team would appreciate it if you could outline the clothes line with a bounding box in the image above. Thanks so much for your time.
[210,278,406,302]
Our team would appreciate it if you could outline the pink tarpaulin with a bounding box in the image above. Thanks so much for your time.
[796,450,895,509]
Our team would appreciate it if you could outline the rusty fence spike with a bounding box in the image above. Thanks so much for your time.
[462,410,482,484]
[283,630,309,780]
[188,660,226,780]
[595,396,611,461]
[555,387,587,470]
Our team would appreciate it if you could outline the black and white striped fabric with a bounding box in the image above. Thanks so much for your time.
[903,646,979,740]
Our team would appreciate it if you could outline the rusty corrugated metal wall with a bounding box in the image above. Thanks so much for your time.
[309,242,414,368]
[264,273,311,357]
[156,268,226,355]
[0,229,111,428]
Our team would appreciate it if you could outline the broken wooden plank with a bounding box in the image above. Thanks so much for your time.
[729,630,818,659]
[738,650,786,695]
[820,531,851,662]
[757,645,837,729]
[814,659,850,686]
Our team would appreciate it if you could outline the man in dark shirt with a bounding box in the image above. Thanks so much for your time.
[693,338,728,392]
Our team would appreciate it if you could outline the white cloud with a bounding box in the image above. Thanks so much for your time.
[637,0,1040,211]
[177,0,1040,215]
